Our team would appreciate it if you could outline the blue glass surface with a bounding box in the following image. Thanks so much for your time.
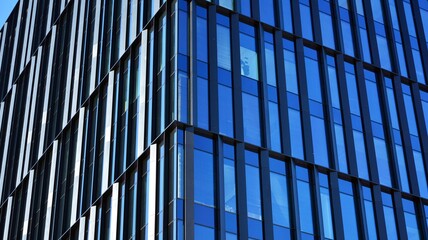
[282,0,293,32]
[246,165,262,220]
[320,12,335,49]
[311,116,329,167]
[194,149,214,206]
[269,102,282,152]
[197,77,209,130]
[340,192,359,240]
[289,108,304,159]
[297,179,314,234]
[194,225,215,240]
[300,4,313,40]
[219,84,234,137]
[260,0,275,25]
[270,172,290,227]
[243,93,261,145]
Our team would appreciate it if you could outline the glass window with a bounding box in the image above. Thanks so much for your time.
[246,161,262,219]
[240,23,259,80]
[362,187,378,240]
[197,77,209,129]
[289,108,304,159]
[300,1,313,40]
[219,0,233,10]
[219,83,234,137]
[339,180,359,239]
[224,143,236,213]
[194,136,214,207]
[195,225,215,240]
[270,158,290,229]
[296,167,314,237]
[341,20,354,56]
[402,199,421,239]
[281,0,293,32]
[319,173,334,239]
[217,23,232,71]
[243,92,261,146]
[421,91,428,134]
[241,0,251,16]
[260,0,275,25]
[382,193,398,240]
[319,11,335,49]
[311,116,329,167]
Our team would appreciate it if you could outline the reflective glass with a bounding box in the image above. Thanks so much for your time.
[240,28,259,80]
[300,3,313,40]
[339,180,359,240]
[194,149,214,206]
[320,12,335,49]
[260,0,275,25]
[319,174,334,239]
[217,24,232,71]
[243,92,261,145]
[246,163,262,220]
[270,172,290,227]
[282,0,293,32]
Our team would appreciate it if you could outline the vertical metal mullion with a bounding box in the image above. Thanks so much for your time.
[189,1,197,127]
[184,129,194,240]
[0,85,17,200]
[355,62,380,183]
[208,5,218,133]
[63,0,81,128]
[102,72,115,194]
[230,13,243,141]
[16,57,37,186]
[290,0,302,37]
[7,0,24,90]
[312,168,324,239]
[43,140,59,239]
[19,0,34,73]
[21,170,35,240]
[235,142,248,239]
[23,46,43,176]
[138,30,148,156]
[258,26,269,150]
[71,0,88,115]
[216,136,225,240]
[2,197,13,240]
[89,0,103,95]
[392,77,420,195]
[25,0,39,65]
[371,184,388,239]
[361,0,381,67]
[38,26,57,159]
[119,0,129,57]
[273,31,291,156]
[70,108,86,225]
[260,150,273,239]
[295,38,314,164]
[0,23,8,73]
[289,160,301,240]
[392,192,408,240]
[329,172,344,239]
[148,144,158,240]
[46,0,54,34]
[341,58,360,174]
[309,0,322,45]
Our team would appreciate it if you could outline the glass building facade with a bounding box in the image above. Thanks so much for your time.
[1,0,428,239]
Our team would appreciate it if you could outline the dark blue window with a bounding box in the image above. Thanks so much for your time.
[382,193,398,239]
[194,135,214,207]
[362,187,378,240]
[300,1,313,40]
[281,0,293,32]
[339,180,359,239]
[296,167,314,237]
[260,0,275,25]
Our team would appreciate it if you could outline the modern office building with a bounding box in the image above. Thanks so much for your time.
[1,0,428,239]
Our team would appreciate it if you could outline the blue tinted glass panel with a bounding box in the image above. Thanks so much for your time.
[413,151,428,198]
[282,0,293,32]
[284,49,298,94]
[240,32,259,80]
[243,93,261,145]
[300,4,313,40]
[320,12,335,49]
[194,149,214,206]
[345,72,360,116]
[195,225,215,240]
[289,108,304,159]
[241,0,251,16]
[353,130,369,179]
[297,179,314,235]
[197,17,208,62]
[217,24,232,70]
[311,116,329,167]
[319,176,334,239]
[224,157,237,213]
[402,89,419,136]
[377,35,391,71]
[305,57,322,103]
[383,203,398,240]
[265,41,277,86]
[219,84,234,137]
[340,191,359,239]
[246,165,262,220]
[335,124,348,172]
[359,28,372,63]
[197,77,209,129]
[219,0,233,10]
[260,0,275,25]
[248,218,264,239]
[412,49,426,84]
[269,102,282,152]
[373,138,392,186]
[365,80,383,124]
[363,192,378,240]
[270,172,290,227]
[341,21,354,56]
[395,145,410,193]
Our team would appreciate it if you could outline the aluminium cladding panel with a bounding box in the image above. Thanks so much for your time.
[21,170,35,240]
[16,56,37,186]
[0,23,7,73]
[2,197,13,240]
[89,0,103,95]
[38,26,57,159]
[0,85,17,200]
[63,0,81,128]
[23,47,43,176]
[19,0,35,72]
[25,0,39,65]
[119,0,129,56]
[70,108,86,226]
[88,206,97,240]
[130,0,138,41]
[101,71,115,194]
[71,0,88,115]
[43,140,59,240]
[45,0,54,35]
[138,30,148,157]
[109,183,119,240]
[148,144,158,240]
[7,0,24,91]
[78,217,86,240]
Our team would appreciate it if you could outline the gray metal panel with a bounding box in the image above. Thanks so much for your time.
[2,197,13,240]
[46,0,54,35]
[78,217,86,240]
[119,0,128,56]
[148,144,157,240]
[70,108,86,225]
[130,0,138,41]
[138,30,148,157]
[25,0,39,65]
[16,56,37,186]
[38,26,57,159]
[62,0,80,128]
[102,71,114,193]
[89,0,102,95]
[71,0,87,115]
[0,23,8,72]
[88,206,97,240]
[19,0,34,72]
[0,85,17,199]
[22,170,35,240]
[110,183,119,240]
[44,140,59,239]
[23,47,43,175]
[7,0,24,91]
